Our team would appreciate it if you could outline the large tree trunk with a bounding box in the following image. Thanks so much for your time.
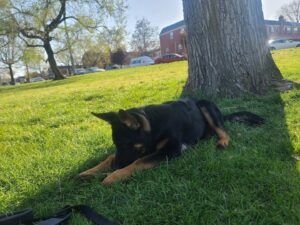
[44,40,64,80]
[182,0,282,97]
[8,64,15,85]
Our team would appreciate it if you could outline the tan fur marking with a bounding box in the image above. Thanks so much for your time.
[200,107,216,129]
[133,144,146,153]
[79,154,115,177]
[200,106,230,148]
[134,144,144,148]
[156,138,168,151]
[118,110,140,129]
[102,156,159,185]
[137,114,151,132]
[215,128,230,148]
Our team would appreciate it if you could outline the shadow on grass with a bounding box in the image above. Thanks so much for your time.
[9,92,300,225]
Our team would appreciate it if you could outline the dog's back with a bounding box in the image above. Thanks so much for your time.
[142,99,206,151]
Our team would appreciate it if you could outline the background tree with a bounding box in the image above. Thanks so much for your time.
[182,0,282,97]
[0,35,22,85]
[111,48,127,67]
[0,17,22,85]
[98,26,127,53]
[278,0,300,23]
[82,45,111,68]
[56,29,90,68]
[22,47,44,82]
[100,0,127,52]
[130,18,159,55]
[62,12,76,75]
[1,0,127,80]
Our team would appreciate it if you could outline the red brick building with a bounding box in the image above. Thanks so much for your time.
[160,20,187,56]
[160,17,300,56]
[266,16,300,40]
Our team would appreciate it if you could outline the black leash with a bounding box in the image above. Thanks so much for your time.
[0,205,117,225]
[0,208,33,225]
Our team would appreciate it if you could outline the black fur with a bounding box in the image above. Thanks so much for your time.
[93,98,264,169]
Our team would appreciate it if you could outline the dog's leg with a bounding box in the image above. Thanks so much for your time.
[79,154,115,178]
[102,152,164,185]
[200,106,230,148]
[214,127,230,148]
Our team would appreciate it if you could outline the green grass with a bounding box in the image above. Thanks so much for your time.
[0,50,299,225]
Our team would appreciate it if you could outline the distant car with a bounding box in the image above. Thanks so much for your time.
[16,76,26,83]
[74,68,87,75]
[129,56,154,67]
[268,39,300,50]
[155,54,187,64]
[87,67,105,73]
[105,64,121,70]
[30,77,45,82]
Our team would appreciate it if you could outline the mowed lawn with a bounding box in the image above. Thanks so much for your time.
[0,49,299,225]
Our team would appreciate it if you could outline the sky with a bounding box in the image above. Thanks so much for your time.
[126,0,295,34]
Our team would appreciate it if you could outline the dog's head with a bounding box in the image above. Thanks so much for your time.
[92,109,152,168]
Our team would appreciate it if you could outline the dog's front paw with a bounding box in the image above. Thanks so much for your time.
[217,138,229,149]
[78,171,95,179]
[101,174,116,186]
[101,169,130,185]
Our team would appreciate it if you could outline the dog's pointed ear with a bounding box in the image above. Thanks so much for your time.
[118,109,140,130]
[91,112,118,124]
[137,114,151,132]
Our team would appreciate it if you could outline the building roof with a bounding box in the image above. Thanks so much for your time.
[161,19,300,35]
[265,19,300,26]
[160,20,185,35]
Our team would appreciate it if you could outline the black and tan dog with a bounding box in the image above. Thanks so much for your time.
[79,98,264,185]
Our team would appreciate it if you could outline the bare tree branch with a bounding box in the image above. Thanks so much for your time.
[60,16,98,29]
[47,0,67,32]
[18,35,44,48]
[278,0,300,23]
[53,47,69,55]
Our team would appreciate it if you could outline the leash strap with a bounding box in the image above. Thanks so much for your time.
[0,205,117,225]
[0,208,33,225]
[73,205,117,225]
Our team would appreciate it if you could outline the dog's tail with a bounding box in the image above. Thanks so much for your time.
[223,111,264,126]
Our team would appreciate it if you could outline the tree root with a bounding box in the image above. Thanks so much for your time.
[271,79,300,92]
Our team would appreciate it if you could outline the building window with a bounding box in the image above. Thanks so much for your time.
[170,31,174,40]
[294,27,299,33]
[178,44,183,50]
[287,26,292,33]
[166,48,169,53]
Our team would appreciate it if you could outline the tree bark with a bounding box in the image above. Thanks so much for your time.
[25,64,30,83]
[182,0,282,97]
[44,40,64,80]
[8,64,15,85]
[63,15,75,75]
